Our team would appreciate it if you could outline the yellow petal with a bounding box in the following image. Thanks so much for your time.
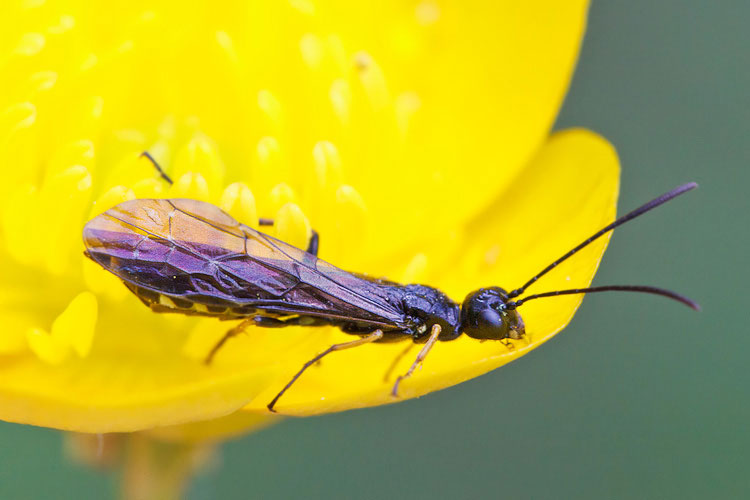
[350,1,591,259]
[243,128,618,415]
[0,347,277,433]
[0,311,33,355]
[146,410,277,444]
[51,291,98,358]
[26,327,70,365]
[0,1,599,434]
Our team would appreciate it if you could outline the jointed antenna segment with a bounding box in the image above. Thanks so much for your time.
[509,183,698,298]
[509,285,701,311]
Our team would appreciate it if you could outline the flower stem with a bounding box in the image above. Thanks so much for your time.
[121,433,214,500]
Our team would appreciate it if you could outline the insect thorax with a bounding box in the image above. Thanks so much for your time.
[396,284,461,342]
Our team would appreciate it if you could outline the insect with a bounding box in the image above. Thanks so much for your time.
[83,153,700,412]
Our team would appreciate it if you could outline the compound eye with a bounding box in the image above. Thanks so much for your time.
[478,307,503,329]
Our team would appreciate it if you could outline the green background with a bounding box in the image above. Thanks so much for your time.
[1,2,746,498]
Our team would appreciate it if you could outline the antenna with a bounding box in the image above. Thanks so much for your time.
[507,183,698,299]
[507,285,700,311]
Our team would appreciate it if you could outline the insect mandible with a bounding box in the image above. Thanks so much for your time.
[82,153,700,412]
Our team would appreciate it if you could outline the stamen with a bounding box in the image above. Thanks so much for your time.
[300,33,323,69]
[327,185,368,258]
[14,33,45,56]
[117,40,134,55]
[22,0,45,9]
[416,1,441,26]
[268,182,296,212]
[395,91,421,138]
[47,139,94,179]
[47,15,75,35]
[28,70,57,94]
[257,136,281,165]
[330,79,352,124]
[2,102,36,137]
[289,0,315,16]
[402,253,428,283]
[258,89,283,131]
[80,53,98,71]
[215,30,239,66]
[354,51,389,111]
[274,203,311,251]
[173,135,226,193]
[256,136,286,190]
[312,140,343,191]
[169,172,210,200]
[220,182,259,228]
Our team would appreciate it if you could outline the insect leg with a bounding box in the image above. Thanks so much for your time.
[305,230,319,256]
[267,329,384,413]
[203,317,257,365]
[258,217,320,256]
[205,314,303,365]
[383,343,415,382]
[140,151,173,185]
[391,324,442,398]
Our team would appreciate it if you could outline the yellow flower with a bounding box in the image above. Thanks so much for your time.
[0,0,617,433]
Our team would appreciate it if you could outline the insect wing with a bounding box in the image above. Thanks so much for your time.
[83,199,405,327]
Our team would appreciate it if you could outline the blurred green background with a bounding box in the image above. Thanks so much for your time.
[1,2,746,498]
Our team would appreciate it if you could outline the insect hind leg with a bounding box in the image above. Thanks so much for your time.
[383,343,415,382]
[267,329,384,413]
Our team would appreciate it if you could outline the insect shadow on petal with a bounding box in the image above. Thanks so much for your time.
[82,152,700,412]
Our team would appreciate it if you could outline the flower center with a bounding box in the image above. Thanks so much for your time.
[0,2,438,365]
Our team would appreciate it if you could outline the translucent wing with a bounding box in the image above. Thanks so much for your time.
[83,199,406,327]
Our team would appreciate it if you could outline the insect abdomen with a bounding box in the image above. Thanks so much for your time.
[124,283,267,320]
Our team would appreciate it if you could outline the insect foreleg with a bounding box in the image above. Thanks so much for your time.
[391,324,442,398]
[267,329,384,413]
[259,217,319,256]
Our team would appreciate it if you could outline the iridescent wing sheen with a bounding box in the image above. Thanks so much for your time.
[82,198,406,328]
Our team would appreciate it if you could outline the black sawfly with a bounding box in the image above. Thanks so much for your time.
[82,152,700,412]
